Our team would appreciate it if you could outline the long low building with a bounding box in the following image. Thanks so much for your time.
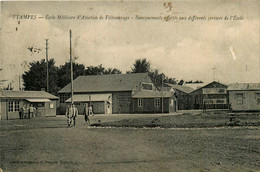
[228,83,260,111]
[0,90,58,120]
[58,73,177,114]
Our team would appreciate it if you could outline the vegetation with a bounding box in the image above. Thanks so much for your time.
[22,57,200,94]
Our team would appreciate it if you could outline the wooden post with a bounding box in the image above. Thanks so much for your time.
[45,39,49,93]
[162,74,164,114]
[70,30,73,104]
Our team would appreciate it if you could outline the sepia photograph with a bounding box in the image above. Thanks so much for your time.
[0,0,259,171]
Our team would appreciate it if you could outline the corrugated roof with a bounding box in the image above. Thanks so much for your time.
[58,73,149,93]
[0,90,58,99]
[132,91,174,98]
[166,84,194,93]
[65,94,111,102]
[227,83,260,91]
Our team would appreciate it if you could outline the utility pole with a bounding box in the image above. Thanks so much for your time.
[45,39,49,93]
[70,30,74,104]
[161,73,164,114]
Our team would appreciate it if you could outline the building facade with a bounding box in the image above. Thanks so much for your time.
[58,73,176,114]
[131,91,177,113]
[0,90,58,120]
[166,84,194,110]
[189,81,228,109]
[228,83,260,111]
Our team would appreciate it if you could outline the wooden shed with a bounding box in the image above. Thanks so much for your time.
[166,84,194,110]
[0,90,58,120]
[227,83,260,111]
[189,81,228,109]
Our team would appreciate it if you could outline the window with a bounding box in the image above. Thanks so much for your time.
[8,101,20,112]
[14,101,19,111]
[8,101,13,112]
[142,83,153,91]
[154,98,160,107]
[236,93,244,105]
[138,99,143,107]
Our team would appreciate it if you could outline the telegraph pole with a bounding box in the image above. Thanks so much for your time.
[45,39,49,93]
[70,30,74,104]
[161,74,164,114]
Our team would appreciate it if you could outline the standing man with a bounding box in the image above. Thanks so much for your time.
[83,103,90,125]
[29,105,34,118]
[65,103,78,127]
[22,106,26,119]
[19,107,23,119]
[229,103,233,113]
[28,106,31,119]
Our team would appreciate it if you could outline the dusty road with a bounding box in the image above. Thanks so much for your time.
[0,116,259,172]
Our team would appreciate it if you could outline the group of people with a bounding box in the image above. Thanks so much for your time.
[65,103,93,127]
[19,105,36,119]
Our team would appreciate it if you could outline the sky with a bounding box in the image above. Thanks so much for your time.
[0,0,260,90]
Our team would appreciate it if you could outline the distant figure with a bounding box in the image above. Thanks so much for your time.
[22,106,26,118]
[19,107,23,119]
[29,105,35,118]
[83,103,90,125]
[203,102,207,113]
[89,105,94,116]
[229,103,233,113]
[28,106,31,119]
[65,104,78,127]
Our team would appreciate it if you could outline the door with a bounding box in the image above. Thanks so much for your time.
[107,102,112,114]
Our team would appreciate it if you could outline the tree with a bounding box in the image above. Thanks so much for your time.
[131,58,151,73]
[148,69,165,89]
[22,59,58,94]
[185,80,203,84]
[178,79,184,85]
[85,64,105,75]
[57,62,85,89]
[104,68,122,74]
[168,77,178,84]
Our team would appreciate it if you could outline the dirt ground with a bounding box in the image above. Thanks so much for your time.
[0,115,259,172]
[94,111,260,128]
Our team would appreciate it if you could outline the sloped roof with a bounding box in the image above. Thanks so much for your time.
[166,84,194,94]
[58,73,149,93]
[132,91,174,98]
[227,83,260,91]
[160,86,173,91]
[189,81,227,93]
[0,90,58,99]
[65,94,111,102]
[183,83,206,90]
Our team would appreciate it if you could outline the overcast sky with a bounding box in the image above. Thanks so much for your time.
[1,1,259,90]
